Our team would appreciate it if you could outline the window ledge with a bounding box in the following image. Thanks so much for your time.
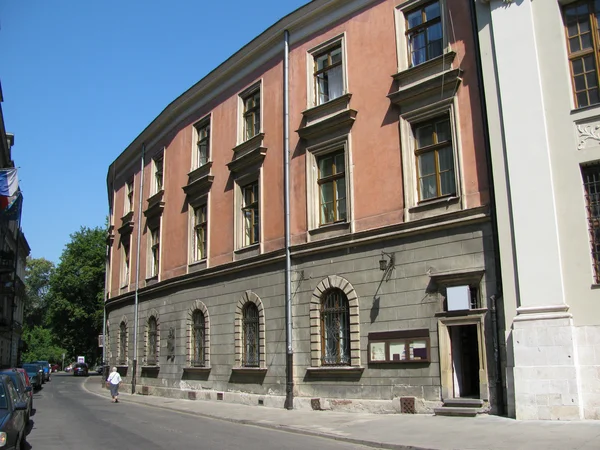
[302,93,352,120]
[305,366,364,377]
[231,367,267,375]
[435,308,488,318]
[141,365,160,370]
[308,221,351,241]
[388,67,462,108]
[393,51,456,87]
[183,366,211,373]
[234,243,260,260]
[297,108,357,140]
[228,134,267,173]
[144,190,165,219]
[409,196,460,212]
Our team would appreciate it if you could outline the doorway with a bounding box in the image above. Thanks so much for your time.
[450,325,480,398]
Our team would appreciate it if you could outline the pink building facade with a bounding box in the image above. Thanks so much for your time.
[105,0,502,415]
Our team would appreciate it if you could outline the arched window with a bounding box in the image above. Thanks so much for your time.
[321,289,350,366]
[242,303,259,367]
[119,322,127,365]
[148,316,158,365]
[192,310,205,367]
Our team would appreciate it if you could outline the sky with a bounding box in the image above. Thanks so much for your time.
[0,0,308,264]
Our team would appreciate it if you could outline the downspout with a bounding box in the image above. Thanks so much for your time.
[9,204,22,368]
[132,144,145,394]
[284,29,294,410]
[103,165,115,370]
[468,1,505,415]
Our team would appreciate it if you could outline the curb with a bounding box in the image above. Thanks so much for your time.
[82,378,435,450]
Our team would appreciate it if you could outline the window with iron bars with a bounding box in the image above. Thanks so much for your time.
[582,163,600,283]
[192,310,205,367]
[147,317,158,365]
[242,303,259,367]
[119,322,127,365]
[320,289,350,366]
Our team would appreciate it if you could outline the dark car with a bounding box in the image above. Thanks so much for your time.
[0,370,32,423]
[72,363,88,377]
[21,364,42,390]
[14,370,32,412]
[0,374,28,449]
[27,363,45,385]
[33,361,50,382]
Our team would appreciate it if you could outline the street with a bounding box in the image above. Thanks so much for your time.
[24,373,371,449]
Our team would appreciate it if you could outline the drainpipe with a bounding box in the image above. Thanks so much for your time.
[468,1,505,415]
[283,29,294,410]
[132,143,145,394]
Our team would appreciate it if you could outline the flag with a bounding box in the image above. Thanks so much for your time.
[0,191,22,221]
[0,168,18,197]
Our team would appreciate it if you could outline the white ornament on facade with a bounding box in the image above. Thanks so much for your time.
[577,123,600,150]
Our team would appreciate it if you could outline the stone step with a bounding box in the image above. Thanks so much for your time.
[433,406,480,417]
[443,398,484,408]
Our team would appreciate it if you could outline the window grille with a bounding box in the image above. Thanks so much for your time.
[192,310,205,367]
[148,317,158,365]
[119,322,127,365]
[582,164,600,283]
[320,290,350,366]
[242,303,259,367]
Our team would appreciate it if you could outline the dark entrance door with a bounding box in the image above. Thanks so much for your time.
[449,324,480,398]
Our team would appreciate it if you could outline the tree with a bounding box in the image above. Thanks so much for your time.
[47,226,106,363]
[20,326,66,364]
[23,257,55,328]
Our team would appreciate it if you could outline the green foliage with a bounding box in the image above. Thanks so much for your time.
[24,257,55,328]
[21,326,66,364]
[47,226,106,362]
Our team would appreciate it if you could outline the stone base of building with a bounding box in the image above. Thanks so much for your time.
[122,381,444,414]
[510,305,600,420]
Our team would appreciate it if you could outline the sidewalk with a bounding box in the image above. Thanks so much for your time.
[84,378,600,450]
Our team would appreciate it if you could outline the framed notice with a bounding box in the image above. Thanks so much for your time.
[367,329,430,364]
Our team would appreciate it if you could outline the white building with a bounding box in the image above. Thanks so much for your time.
[475,0,600,420]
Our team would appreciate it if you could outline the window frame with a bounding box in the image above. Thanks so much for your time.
[394,0,448,73]
[582,163,600,283]
[238,83,262,143]
[320,289,351,367]
[149,225,160,279]
[242,302,260,367]
[399,98,463,220]
[193,117,211,169]
[153,154,164,195]
[306,137,352,232]
[147,316,158,366]
[119,321,127,365]
[563,0,600,109]
[317,149,347,226]
[121,236,130,287]
[192,310,206,367]
[241,181,260,247]
[413,115,456,201]
[307,34,347,109]
[404,0,443,68]
[125,179,134,214]
[368,329,431,364]
[192,204,208,262]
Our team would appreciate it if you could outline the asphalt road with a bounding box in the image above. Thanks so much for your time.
[24,373,370,450]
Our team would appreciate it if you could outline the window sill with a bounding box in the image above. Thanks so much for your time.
[393,51,456,87]
[234,243,260,261]
[308,221,350,241]
[183,366,211,373]
[302,93,352,120]
[183,163,214,201]
[228,134,267,173]
[231,367,267,375]
[188,259,207,273]
[297,107,357,140]
[145,276,158,286]
[144,190,165,219]
[305,366,364,377]
[410,196,459,212]
[435,308,487,318]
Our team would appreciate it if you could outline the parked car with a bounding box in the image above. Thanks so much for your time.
[21,364,42,390]
[72,363,88,377]
[14,369,32,412]
[33,361,50,382]
[64,364,73,373]
[0,374,28,449]
[50,364,59,373]
[0,369,32,423]
[27,363,45,385]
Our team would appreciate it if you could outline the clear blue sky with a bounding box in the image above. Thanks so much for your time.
[0,0,308,264]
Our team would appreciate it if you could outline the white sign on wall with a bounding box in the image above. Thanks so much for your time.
[77,356,85,364]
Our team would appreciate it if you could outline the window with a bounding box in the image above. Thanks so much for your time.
[193,205,207,261]
[150,226,160,278]
[582,163,600,283]
[243,90,260,141]
[119,322,127,365]
[242,181,259,246]
[154,155,164,193]
[121,238,130,286]
[405,1,443,67]
[126,179,134,214]
[320,289,350,366]
[314,44,343,105]
[147,316,158,365]
[317,150,347,225]
[564,1,600,108]
[192,310,205,367]
[195,120,210,168]
[414,115,455,201]
[242,303,259,367]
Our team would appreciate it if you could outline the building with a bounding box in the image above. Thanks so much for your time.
[105,0,502,415]
[475,0,600,420]
[0,82,28,368]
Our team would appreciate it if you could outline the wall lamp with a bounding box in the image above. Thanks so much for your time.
[379,251,395,272]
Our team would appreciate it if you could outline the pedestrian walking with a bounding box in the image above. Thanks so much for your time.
[106,367,122,403]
